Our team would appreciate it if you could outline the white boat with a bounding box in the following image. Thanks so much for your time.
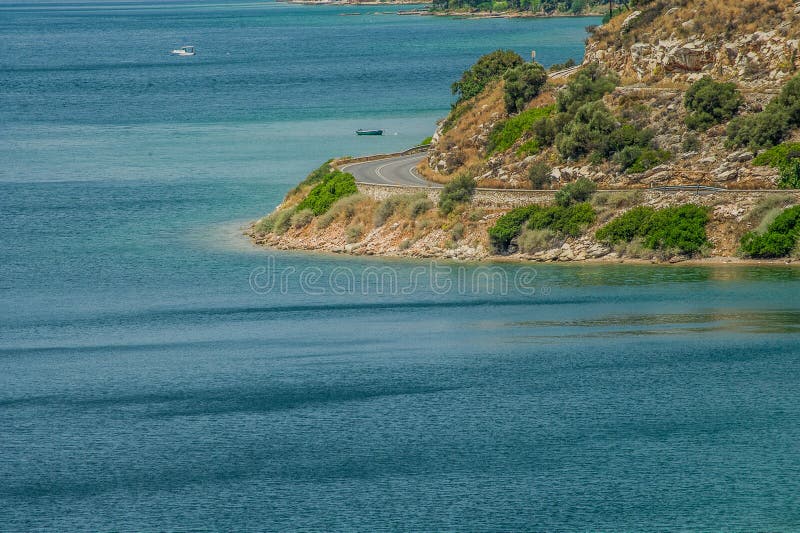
[170,46,195,57]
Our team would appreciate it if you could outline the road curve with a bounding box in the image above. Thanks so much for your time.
[340,153,441,187]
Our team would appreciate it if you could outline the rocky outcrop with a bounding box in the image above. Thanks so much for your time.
[586,1,800,89]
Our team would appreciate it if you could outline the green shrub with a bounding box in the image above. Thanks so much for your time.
[296,170,358,215]
[530,115,558,147]
[727,73,800,151]
[487,105,554,155]
[555,63,618,115]
[625,148,671,174]
[488,201,597,253]
[740,231,796,258]
[779,161,800,189]
[555,178,597,207]
[421,136,433,145]
[374,192,428,226]
[527,202,596,237]
[289,161,334,194]
[290,208,314,229]
[556,101,618,159]
[596,204,710,255]
[516,139,540,157]
[452,49,524,104]
[727,105,791,151]
[503,62,548,114]
[528,162,552,189]
[439,173,476,214]
[684,77,743,131]
[595,206,656,244]
[752,142,800,168]
[602,124,655,158]
[488,205,540,252]
[640,205,709,254]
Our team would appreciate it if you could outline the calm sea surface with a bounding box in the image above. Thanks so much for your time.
[2,1,800,531]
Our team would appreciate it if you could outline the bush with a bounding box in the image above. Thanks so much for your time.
[740,231,797,258]
[517,228,558,254]
[345,224,364,243]
[296,170,358,215]
[407,197,434,219]
[555,178,597,207]
[555,63,618,115]
[421,136,433,145]
[625,148,671,174]
[595,206,656,244]
[289,161,334,195]
[439,173,476,214]
[596,204,710,255]
[528,162,552,189]
[727,73,800,151]
[752,142,800,168]
[503,62,548,114]
[452,49,524,104]
[684,77,743,131]
[727,105,791,151]
[290,208,314,229]
[317,194,365,229]
[488,205,540,252]
[683,133,701,153]
[450,222,465,241]
[487,106,554,155]
[556,101,618,160]
[641,205,709,254]
[374,192,429,226]
[527,202,596,237]
[780,161,800,189]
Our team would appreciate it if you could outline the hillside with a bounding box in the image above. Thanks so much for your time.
[252,0,800,264]
[423,0,800,191]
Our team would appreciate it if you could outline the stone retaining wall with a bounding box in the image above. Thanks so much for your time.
[334,145,430,169]
[356,182,800,209]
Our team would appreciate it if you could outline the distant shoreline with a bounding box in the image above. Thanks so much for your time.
[277,0,604,18]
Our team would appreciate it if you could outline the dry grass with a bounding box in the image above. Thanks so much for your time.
[594,0,796,50]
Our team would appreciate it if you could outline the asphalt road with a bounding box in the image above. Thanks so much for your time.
[341,153,439,187]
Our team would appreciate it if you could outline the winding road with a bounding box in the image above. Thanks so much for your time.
[340,153,437,187]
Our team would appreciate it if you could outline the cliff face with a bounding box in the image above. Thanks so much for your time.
[587,0,800,89]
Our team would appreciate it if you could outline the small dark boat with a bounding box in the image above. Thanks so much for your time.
[356,129,383,136]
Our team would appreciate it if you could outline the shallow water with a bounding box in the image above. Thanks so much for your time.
[2,1,800,531]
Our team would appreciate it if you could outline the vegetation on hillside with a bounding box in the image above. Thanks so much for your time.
[596,204,710,255]
[488,202,596,253]
[432,0,609,14]
[727,74,800,152]
[684,77,743,131]
[451,50,523,105]
[296,170,358,215]
[439,173,477,214]
[740,205,800,258]
[503,63,548,114]
[487,105,554,155]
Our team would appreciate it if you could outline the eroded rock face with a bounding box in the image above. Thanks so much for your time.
[586,30,800,89]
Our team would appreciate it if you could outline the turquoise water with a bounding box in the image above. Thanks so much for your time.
[2,1,800,531]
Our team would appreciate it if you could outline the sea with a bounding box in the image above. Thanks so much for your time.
[1,1,799,530]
